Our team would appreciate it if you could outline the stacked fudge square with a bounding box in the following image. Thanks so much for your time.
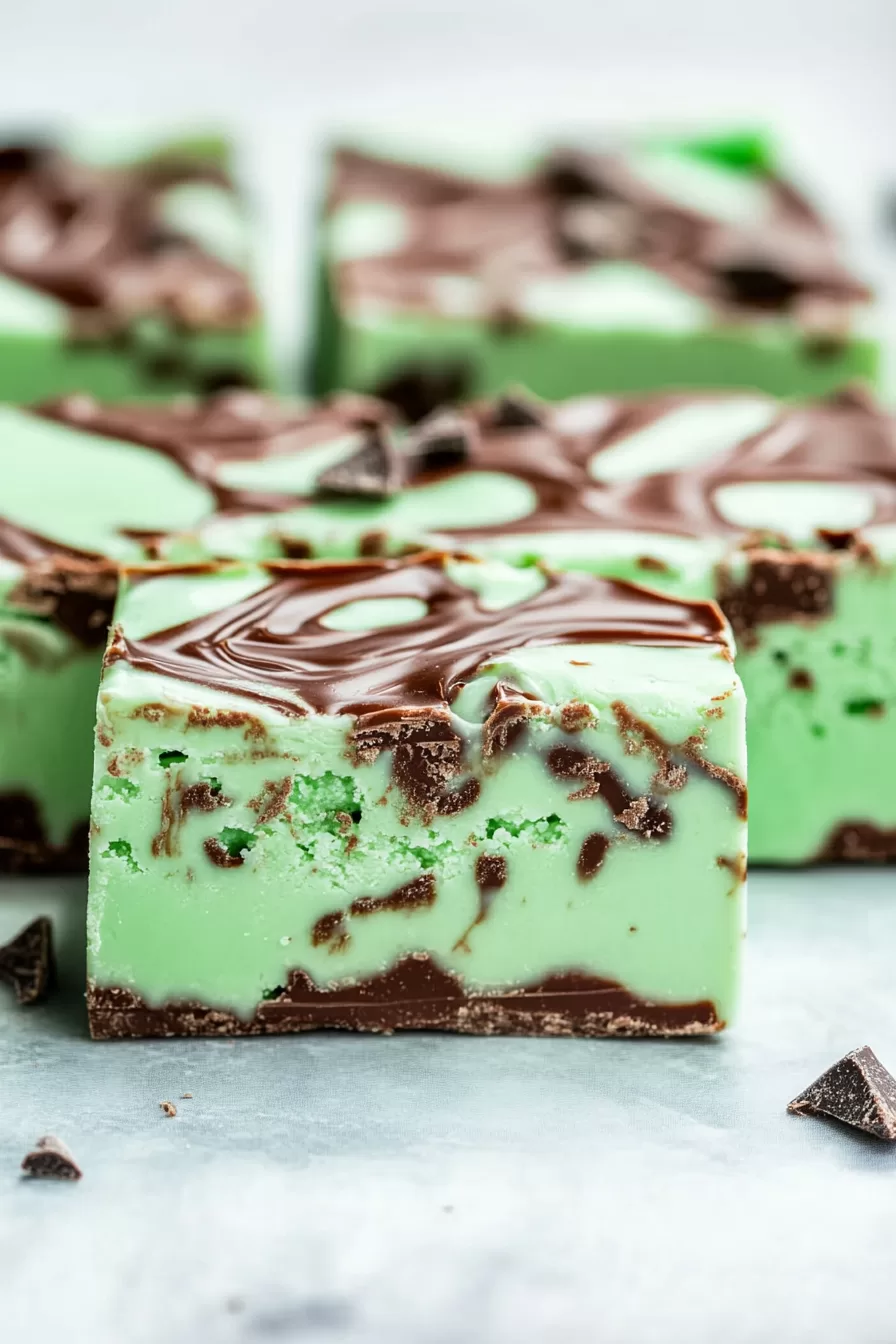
[0,126,888,1041]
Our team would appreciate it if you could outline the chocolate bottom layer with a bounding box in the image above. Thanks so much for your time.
[0,793,88,875]
[88,954,722,1040]
[816,822,896,863]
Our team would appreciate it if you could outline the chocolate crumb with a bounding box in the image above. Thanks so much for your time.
[788,667,814,691]
[21,1134,82,1181]
[181,1093,193,1100]
[0,916,55,1005]
[160,1101,177,1117]
[788,1045,896,1140]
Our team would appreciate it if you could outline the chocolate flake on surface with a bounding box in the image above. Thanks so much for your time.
[0,916,55,1005]
[788,1046,896,1141]
[88,953,723,1039]
[160,1101,177,1117]
[21,1134,82,1181]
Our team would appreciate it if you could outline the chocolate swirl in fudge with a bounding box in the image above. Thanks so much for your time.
[106,552,730,718]
[0,142,255,333]
[328,145,869,327]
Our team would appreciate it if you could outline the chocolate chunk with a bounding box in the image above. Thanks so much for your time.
[21,1135,82,1180]
[374,362,472,424]
[408,410,477,475]
[490,389,546,430]
[160,1101,177,1117]
[316,428,402,499]
[718,260,800,310]
[541,148,615,201]
[0,916,55,1005]
[788,1045,896,1140]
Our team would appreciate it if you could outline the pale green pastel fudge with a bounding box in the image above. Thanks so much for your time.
[0,126,270,403]
[87,555,746,1039]
[185,387,896,866]
[312,132,876,414]
[0,393,377,870]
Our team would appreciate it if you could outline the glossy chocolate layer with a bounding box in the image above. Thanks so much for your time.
[88,954,723,1039]
[107,553,730,718]
[328,145,869,326]
[37,389,393,514]
[0,141,254,332]
[406,386,896,542]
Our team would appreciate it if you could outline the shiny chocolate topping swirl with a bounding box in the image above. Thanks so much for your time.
[386,385,896,542]
[107,553,730,718]
[0,141,255,332]
[328,145,869,328]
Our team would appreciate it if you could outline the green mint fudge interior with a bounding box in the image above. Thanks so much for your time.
[311,133,875,417]
[0,391,389,870]
[0,127,269,402]
[193,383,895,867]
[88,553,745,1039]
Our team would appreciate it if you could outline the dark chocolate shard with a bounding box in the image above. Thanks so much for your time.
[0,916,55,1005]
[490,389,546,430]
[316,428,402,499]
[408,409,478,475]
[373,362,473,424]
[787,1046,896,1141]
[21,1135,82,1181]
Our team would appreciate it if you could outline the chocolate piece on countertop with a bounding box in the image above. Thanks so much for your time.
[0,916,55,1005]
[21,1135,82,1180]
[316,427,403,499]
[788,1045,896,1140]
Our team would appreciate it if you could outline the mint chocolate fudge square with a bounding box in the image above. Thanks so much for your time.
[87,554,745,1039]
[238,385,896,866]
[0,128,269,402]
[311,134,875,416]
[0,392,381,870]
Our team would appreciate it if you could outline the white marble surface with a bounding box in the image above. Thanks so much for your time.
[2,871,896,1343]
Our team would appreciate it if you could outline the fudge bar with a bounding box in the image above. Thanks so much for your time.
[0,391,383,869]
[0,127,268,402]
[225,385,896,866]
[311,133,875,416]
[87,553,746,1038]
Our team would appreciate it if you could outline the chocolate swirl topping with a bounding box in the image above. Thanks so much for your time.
[0,140,255,333]
[327,144,869,328]
[107,553,730,718]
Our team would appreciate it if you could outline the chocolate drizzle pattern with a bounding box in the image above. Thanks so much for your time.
[423,385,896,543]
[0,141,254,332]
[107,553,730,719]
[37,389,395,516]
[327,145,869,326]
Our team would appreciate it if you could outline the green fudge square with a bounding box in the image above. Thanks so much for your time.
[87,553,745,1039]
[310,132,876,416]
[0,392,382,869]
[190,384,896,866]
[0,125,271,403]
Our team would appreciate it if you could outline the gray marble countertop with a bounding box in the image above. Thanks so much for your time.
[2,869,896,1344]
